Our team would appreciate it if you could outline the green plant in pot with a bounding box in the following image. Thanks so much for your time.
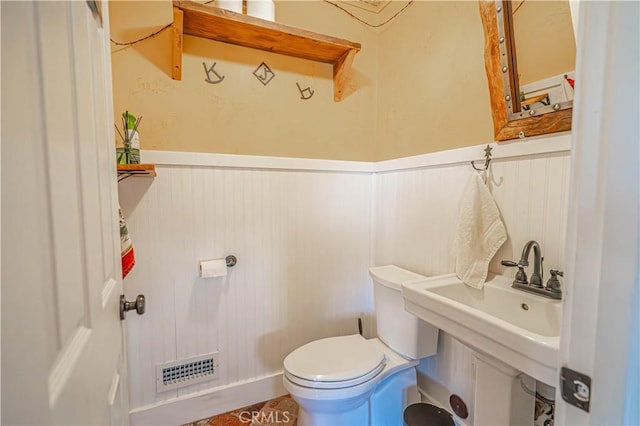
[115,111,142,164]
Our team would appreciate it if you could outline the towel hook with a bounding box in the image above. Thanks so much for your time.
[471,145,493,171]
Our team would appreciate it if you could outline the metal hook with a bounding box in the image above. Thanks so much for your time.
[296,82,314,100]
[470,145,493,171]
[203,62,225,84]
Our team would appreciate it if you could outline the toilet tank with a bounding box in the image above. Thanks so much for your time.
[369,265,439,359]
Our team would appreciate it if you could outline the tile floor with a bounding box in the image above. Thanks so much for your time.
[184,395,298,426]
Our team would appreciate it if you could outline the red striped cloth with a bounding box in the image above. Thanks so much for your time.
[119,207,135,279]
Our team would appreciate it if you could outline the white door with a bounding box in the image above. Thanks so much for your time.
[2,1,131,424]
[556,1,639,424]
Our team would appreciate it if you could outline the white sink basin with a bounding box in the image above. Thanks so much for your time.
[402,273,561,385]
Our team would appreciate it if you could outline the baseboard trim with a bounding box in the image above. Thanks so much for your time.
[129,372,287,426]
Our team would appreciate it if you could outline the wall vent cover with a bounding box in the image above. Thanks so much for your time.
[156,352,219,393]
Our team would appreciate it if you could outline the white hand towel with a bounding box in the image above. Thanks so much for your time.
[454,172,507,289]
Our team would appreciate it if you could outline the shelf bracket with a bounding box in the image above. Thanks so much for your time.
[172,7,184,80]
[333,49,357,102]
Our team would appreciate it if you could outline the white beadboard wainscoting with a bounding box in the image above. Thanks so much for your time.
[120,134,571,425]
[119,166,374,425]
[373,142,570,277]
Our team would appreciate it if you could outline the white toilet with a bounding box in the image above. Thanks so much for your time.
[283,265,440,425]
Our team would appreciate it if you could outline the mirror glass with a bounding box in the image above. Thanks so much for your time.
[506,0,576,116]
[512,1,576,87]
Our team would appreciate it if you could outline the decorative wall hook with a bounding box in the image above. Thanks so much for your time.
[253,62,276,86]
[471,145,493,171]
[203,62,225,84]
[296,82,314,100]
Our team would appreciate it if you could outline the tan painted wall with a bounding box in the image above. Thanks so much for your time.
[513,0,576,86]
[110,1,378,161]
[375,1,495,160]
[113,2,556,161]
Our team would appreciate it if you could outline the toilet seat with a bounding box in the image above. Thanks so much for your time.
[283,334,387,389]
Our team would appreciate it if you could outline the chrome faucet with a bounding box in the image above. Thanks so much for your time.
[501,240,562,300]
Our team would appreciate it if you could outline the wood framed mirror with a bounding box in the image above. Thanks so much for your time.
[479,0,575,141]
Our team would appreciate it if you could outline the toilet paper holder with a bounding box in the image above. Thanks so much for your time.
[225,255,237,267]
[199,256,237,279]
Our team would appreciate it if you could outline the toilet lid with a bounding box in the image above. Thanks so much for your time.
[283,335,386,387]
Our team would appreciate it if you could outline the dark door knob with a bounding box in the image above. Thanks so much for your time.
[120,294,145,320]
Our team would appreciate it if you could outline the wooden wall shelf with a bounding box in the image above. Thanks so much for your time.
[117,164,156,181]
[172,0,361,101]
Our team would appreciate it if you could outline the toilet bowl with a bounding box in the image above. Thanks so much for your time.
[283,265,440,425]
[283,334,419,425]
